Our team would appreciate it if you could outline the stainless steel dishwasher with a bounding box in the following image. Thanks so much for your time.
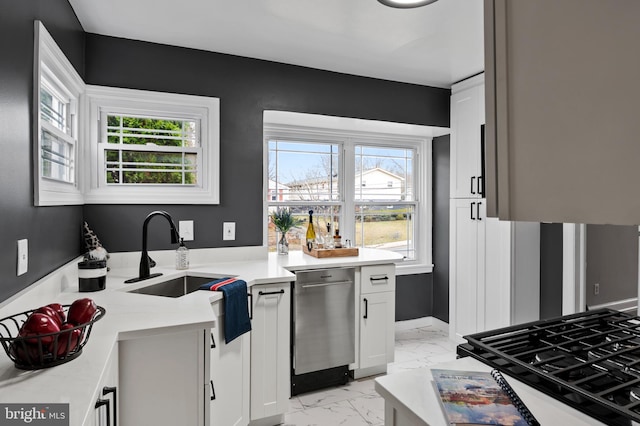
[291,267,355,395]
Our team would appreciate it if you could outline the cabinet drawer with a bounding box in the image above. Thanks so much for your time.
[361,265,395,294]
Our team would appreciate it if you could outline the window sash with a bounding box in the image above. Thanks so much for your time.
[99,111,203,187]
[354,144,415,202]
[354,202,417,260]
[268,139,341,202]
[40,121,75,184]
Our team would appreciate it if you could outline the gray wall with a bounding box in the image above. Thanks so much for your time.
[0,0,85,303]
[539,223,563,319]
[586,224,638,308]
[396,274,432,321]
[82,34,450,254]
[432,135,450,322]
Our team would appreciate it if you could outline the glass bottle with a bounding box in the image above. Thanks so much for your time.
[176,238,189,270]
[306,210,316,251]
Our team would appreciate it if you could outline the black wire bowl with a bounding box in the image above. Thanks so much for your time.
[0,305,106,370]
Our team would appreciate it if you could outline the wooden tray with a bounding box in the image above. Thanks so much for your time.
[303,246,359,258]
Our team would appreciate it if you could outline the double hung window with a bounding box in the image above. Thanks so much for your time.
[34,21,84,206]
[265,114,432,272]
[83,86,219,204]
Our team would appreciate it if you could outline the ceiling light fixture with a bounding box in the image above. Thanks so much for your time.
[377,0,439,8]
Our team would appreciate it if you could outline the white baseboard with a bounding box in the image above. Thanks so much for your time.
[395,316,449,333]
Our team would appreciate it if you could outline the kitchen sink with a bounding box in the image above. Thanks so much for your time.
[128,275,228,298]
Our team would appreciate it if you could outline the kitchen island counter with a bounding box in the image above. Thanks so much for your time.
[375,356,604,426]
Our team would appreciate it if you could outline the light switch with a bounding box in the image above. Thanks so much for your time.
[223,222,236,241]
[179,220,194,241]
[17,239,28,276]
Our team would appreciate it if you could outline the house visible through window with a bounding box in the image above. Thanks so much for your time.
[265,115,432,272]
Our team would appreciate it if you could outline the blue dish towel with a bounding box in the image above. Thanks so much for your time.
[200,277,252,343]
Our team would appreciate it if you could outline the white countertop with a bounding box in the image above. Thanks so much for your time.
[375,357,605,426]
[0,247,401,425]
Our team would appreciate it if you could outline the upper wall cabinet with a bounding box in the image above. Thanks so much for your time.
[450,74,485,199]
[484,0,640,225]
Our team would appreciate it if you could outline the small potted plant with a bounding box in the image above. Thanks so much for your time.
[270,208,303,255]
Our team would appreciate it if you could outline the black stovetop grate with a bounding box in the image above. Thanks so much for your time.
[458,309,640,426]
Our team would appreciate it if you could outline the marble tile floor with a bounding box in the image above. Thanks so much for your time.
[283,321,458,426]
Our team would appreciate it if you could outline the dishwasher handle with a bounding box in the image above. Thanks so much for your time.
[301,280,353,289]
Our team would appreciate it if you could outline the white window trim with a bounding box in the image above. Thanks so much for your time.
[263,111,443,275]
[82,85,220,204]
[34,21,85,206]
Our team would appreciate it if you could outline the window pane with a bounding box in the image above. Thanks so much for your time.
[267,205,340,252]
[107,115,197,147]
[355,145,414,202]
[41,129,73,183]
[103,113,200,186]
[106,149,197,185]
[268,140,340,202]
[40,87,69,134]
[355,204,415,260]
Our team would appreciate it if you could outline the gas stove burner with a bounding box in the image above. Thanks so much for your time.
[608,387,640,408]
[533,350,587,379]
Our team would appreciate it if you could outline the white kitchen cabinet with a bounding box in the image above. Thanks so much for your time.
[359,292,395,369]
[449,199,487,340]
[450,74,540,341]
[209,300,250,426]
[357,264,395,376]
[249,282,290,426]
[450,74,485,199]
[449,198,541,341]
[90,344,119,426]
[118,328,207,426]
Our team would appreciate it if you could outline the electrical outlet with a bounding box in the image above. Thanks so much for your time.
[223,222,236,241]
[179,220,194,241]
[17,239,28,276]
[594,283,600,295]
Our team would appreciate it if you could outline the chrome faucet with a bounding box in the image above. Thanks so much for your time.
[125,210,180,283]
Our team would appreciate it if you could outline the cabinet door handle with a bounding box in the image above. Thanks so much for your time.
[210,332,216,349]
[210,380,216,401]
[471,176,476,194]
[478,176,484,197]
[95,399,111,426]
[470,202,476,220]
[477,202,482,221]
[102,387,117,426]
[258,289,285,296]
[247,293,253,320]
[370,276,388,282]
[363,298,368,319]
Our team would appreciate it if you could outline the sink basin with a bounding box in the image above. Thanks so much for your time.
[128,275,226,298]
